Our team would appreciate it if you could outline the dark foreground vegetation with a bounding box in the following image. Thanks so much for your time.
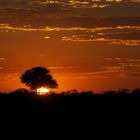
[0,88,140,115]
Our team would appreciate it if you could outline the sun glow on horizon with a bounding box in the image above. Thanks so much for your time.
[37,87,50,95]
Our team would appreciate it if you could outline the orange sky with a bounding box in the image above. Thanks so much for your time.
[0,0,140,92]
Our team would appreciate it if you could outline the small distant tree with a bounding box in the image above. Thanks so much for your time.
[20,66,58,92]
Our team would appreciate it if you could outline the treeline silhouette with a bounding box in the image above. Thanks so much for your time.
[0,88,140,115]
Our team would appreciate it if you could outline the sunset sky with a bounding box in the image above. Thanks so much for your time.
[0,0,140,92]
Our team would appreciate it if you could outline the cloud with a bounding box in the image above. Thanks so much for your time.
[0,0,140,25]
[62,36,140,46]
[111,39,140,46]
[0,73,19,82]
[52,58,140,80]
[0,58,6,61]
[105,57,140,77]
[127,59,140,62]
[49,66,80,70]
[1,16,140,28]
[1,24,140,34]
[1,1,140,27]
[106,57,122,61]
[44,36,51,39]
[0,23,140,47]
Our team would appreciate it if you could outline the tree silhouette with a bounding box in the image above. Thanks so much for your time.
[20,66,58,91]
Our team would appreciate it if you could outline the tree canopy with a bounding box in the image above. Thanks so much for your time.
[20,66,58,91]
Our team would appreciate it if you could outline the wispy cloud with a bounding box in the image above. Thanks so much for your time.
[53,58,140,79]
[44,36,51,39]
[0,23,140,46]
[62,36,140,46]
[0,73,19,83]
[0,0,140,19]
[0,57,6,61]
[49,66,80,70]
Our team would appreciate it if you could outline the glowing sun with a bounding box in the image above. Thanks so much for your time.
[37,87,50,95]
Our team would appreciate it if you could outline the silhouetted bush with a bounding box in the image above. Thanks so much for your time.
[0,88,140,114]
[104,90,117,96]
[131,88,140,96]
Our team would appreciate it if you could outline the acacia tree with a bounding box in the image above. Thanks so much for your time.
[20,66,58,92]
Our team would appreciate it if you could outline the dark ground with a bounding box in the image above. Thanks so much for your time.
[0,88,140,136]
[0,88,140,115]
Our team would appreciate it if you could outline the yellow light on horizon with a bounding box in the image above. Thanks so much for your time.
[37,87,50,95]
